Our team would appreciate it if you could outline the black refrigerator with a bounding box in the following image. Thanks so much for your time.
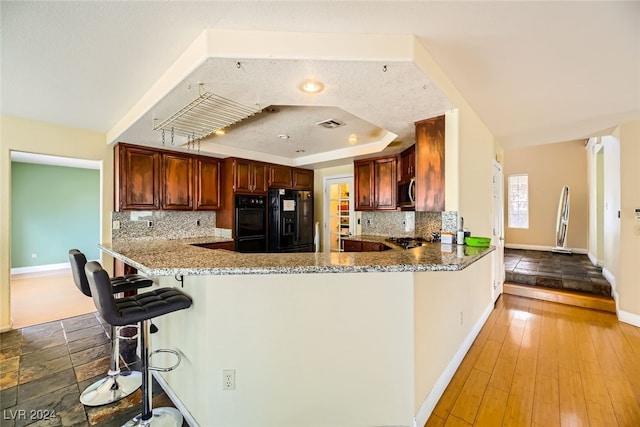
[268,188,314,252]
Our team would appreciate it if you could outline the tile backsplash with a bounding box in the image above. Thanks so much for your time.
[360,210,457,238]
[112,211,231,241]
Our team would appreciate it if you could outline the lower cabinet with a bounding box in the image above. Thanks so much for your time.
[195,241,235,251]
[342,239,390,252]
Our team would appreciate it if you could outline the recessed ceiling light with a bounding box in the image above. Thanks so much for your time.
[277,134,290,139]
[300,80,324,93]
[214,129,226,135]
[348,134,359,143]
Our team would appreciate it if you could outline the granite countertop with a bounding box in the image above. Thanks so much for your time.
[99,235,494,277]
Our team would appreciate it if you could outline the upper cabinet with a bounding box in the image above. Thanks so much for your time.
[162,152,193,210]
[292,168,314,190]
[354,156,397,211]
[115,144,161,211]
[415,115,445,211]
[268,165,314,190]
[115,143,222,211]
[399,144,416,183]
[268,164,292,188]
[194,156,222,210]
[230,158,268,194]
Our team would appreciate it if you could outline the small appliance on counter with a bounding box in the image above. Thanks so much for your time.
[385,236,426,249]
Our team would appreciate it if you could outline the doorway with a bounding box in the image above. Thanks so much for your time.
[324,176,354,252]
[10,152,101,328]
[492,160,505,301]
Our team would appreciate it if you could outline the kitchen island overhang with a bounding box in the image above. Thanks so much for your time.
[98,239,496,427]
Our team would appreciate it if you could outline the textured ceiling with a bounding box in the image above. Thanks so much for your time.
[2,1,639,166]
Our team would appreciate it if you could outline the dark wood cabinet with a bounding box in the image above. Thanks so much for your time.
[399,144,416,183]
[194,157,222,210]
[415,115,445,211]
[115,144,160,211]
[342,239,390,252]
[115,143,222,211]
[292,168,314,190]
[354,156,397,211]
[269,164,292,188]
[194,241,235,251]
[233,158,267,194]
[162,152,193,210]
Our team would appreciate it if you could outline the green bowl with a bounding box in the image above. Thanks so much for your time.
[465,236,491,247]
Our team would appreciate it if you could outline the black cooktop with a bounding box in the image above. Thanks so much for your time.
[386,236,427,249]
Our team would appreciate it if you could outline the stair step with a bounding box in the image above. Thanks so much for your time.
[504,282,616,313]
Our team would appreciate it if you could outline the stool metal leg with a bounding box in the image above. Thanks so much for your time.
[80,325,142,406]
[124,320,183,427]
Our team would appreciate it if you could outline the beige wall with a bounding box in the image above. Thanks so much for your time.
[503,140,588,250]
[0,115,112,330]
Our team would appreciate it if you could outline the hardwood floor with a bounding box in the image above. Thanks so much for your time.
[10,269,96,329]
[426,294,640,426]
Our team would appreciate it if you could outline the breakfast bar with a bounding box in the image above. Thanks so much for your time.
[99,238,495,427]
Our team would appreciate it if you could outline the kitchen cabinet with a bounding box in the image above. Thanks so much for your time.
[269,164,292,188]
[162,152,193,210]
[292,168,314,190]
[354,156,397,211]
[115,144,161,211]
[194,157,222,210]
[193,241,235,251]
[399,144,416,183]
[232,158,267,194]
[415,115,445,211]
[115,143,222,211]
[342,239,390,252]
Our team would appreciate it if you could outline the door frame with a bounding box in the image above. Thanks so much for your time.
[492,160,505,301]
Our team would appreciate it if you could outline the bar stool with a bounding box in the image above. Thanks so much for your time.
[85,261,192,427]
[69,249,153,406]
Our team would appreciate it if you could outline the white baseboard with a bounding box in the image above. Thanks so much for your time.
[152,371,199,427]
[587,252,604,267]
[412,301,494,427]
[505,243,587,255]
[618,310,640,327]
[600,268,640,327]
[11,262,71,276]
[0,322,14,333]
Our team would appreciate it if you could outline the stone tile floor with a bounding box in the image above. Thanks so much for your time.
[0,312,185,426]
[504,248,611,296]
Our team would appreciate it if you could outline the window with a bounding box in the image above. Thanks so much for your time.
[508,174,529,228]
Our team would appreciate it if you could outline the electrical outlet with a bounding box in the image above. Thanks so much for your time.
[223,369,235,390]
[366,219,372,226]
[196,220,201,226]
[31,253,37,259]
[112,220,121,230]
[147,220,154,228]
[460,311,464,326]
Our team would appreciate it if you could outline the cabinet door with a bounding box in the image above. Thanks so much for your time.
[117,144,160,211]
[415,116,445,211]
[399,145,415,182]
[354,160,374,210]
[162,153,193,210]
[292,168,314,190]
[252,162,268,193]
[373,157,397,210]
[362,241,390,252]
[234,159,253,193]
[269,164,292,188]
[195,157,222,210]
[343,239,362,252]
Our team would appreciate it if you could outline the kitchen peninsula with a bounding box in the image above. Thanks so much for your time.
[99,238,495,427]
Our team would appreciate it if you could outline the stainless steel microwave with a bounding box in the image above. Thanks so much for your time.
[397,178,416,207]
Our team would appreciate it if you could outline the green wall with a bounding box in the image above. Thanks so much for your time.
[11,162,100,268]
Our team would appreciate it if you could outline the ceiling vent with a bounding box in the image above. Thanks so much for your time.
[316,119,345,129]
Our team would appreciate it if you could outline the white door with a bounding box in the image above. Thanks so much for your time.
[324,176,354,252]
[492,161,505,301]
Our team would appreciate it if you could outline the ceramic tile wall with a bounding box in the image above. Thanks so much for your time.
[112,211,231,241]
[360,210,457,238]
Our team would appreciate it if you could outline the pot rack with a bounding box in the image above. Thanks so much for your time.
[153,87,261,144]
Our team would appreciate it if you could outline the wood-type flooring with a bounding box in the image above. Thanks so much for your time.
[426,294,640,426]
